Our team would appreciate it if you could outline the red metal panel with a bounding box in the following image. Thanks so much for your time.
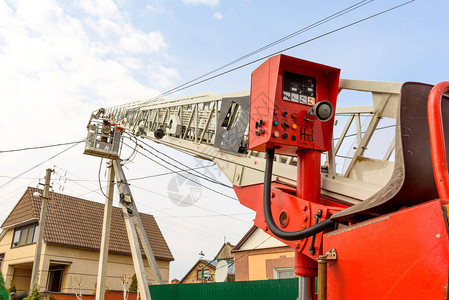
[324,200,449,299]
[248,54,340,155]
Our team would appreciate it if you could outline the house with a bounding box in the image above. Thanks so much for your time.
[180,242,235,283]
[0,187,174,294]
[232,226,296,281]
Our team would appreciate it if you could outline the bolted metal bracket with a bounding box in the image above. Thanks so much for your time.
[325,248,337,261]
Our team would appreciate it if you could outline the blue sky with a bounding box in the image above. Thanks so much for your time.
[0,0,448,282]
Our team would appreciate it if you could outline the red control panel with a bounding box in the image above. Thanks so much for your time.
[249,54,340,156]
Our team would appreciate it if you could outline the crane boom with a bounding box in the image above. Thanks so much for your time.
[99,79,402,206]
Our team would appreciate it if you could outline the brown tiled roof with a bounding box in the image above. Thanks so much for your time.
[2,187,173,261]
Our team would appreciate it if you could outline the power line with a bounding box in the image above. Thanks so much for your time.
[0,141,84,190]
[131,184,250,224]
[0,140,85,153]
[156,213,253,219]
[128,164,215,181]
[141,0,373,105]
[147,1,414,100]
[131,134,230,188]
[123,142,237,201]
[126,142,237,200]
[215,233,272,272]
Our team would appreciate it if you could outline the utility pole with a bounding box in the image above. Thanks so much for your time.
[95,161,115,300]
[30,168,52,291]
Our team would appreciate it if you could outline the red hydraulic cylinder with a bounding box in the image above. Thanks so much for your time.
[297,150,321,203]
[295,251,318,277]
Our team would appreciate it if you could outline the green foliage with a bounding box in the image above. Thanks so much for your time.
[50,297,56,300]
[129,273,137,292]
[0,272,8,300]
[24,286,40,300]
[8,279,16,294]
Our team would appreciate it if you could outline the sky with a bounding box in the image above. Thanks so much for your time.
[0,0,448,283]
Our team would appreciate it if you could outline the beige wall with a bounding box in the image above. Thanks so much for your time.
[234,247,295,281]
[0,228,171,293]
[182,263,214,284]
[0,229,35,292]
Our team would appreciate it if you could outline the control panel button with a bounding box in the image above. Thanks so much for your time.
[273,131,280,138]
[291,135,296,141]
[283,111,288,117]
[273,120,279,126]
[291,113,298,119]
[292,124,298,130]
[283,122,290,128]
[282,133,288,139]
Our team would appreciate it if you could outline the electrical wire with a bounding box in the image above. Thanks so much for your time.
[131,184,250,224]
[0,140,84,190]
[40,164,215,183]
[140,0,373,105]
[0,140,85,153]
[121,134,139,166]
[125,136,232,188]
[124,142,238,201]
[214,234,272,272]
[129,134,231,188]
[128,164,215,181]
[156,213,253,219]
[149,1,415,101]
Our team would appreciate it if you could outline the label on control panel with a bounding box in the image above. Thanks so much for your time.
[282,71,316,106]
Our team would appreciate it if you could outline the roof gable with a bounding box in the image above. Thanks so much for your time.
[215,242,235,259]
[2,187,173,261]
[233,225,287,252]
[2,188,40,228]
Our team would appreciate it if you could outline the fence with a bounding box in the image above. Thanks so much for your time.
[149,278,298,300]
[48,278,298,300]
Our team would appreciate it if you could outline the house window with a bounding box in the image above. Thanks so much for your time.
[0,254,4,269]
[11,223,39,248]
[197,269,210,280]
[274,267,295,279]
[47,265,64,292]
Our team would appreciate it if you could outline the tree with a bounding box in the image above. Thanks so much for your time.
[8,279,16,294]
[24,286,40,300]
[129,274,137,292]
[0,272,8,300]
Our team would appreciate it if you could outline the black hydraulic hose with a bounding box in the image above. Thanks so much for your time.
[263,149,336,241]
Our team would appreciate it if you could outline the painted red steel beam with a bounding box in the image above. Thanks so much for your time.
[428,81,449,199]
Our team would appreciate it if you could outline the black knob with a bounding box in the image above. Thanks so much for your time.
[283,122,290,128]
[291,135,296,141]
[282,133,288,139]
[283,111,288,117]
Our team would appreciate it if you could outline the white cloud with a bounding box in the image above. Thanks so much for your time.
[143,4,165,15]
[0,0,178,183]
[148,65,180,89]
[182,0,219,6]
[212,11,223,20]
